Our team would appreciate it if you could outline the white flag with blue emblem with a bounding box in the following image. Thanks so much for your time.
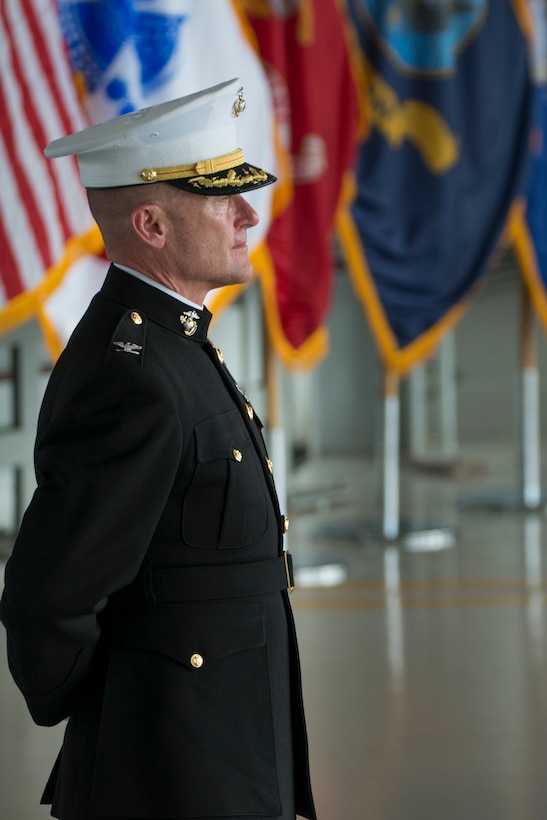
[59,0,275,246]
[46,0,277,351]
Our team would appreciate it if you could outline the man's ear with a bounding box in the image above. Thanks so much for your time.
[130,203,167,248]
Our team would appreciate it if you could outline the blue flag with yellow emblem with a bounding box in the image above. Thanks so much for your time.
[338,0,532,375]
[509,2,547,335]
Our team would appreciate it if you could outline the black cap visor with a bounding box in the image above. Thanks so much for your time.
[166,161,277,196]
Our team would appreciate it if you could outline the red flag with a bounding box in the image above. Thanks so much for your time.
[0,0,102,358]
[242,0,363,369]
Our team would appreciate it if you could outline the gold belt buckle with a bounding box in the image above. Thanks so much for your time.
[284,551,295,593]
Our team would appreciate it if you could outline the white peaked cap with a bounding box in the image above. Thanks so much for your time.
[44,78,276,195]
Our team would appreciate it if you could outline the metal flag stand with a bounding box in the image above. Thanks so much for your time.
[382,368,401,540]
[458,282,544,512]
[407,333,459,470]
[313,362,457,550]
[378,365,457,548]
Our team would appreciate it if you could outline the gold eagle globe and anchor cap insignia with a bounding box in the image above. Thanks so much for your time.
[44,78,276,196]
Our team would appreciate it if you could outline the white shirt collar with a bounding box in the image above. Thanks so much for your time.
[115,264,204,310]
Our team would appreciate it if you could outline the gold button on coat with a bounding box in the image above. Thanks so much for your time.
[190,653,203,669]
[215,347,224,364]
[232,448,243,462]
[245,403,254,421]
[282,515,290,533]
[265,457,273,474]
[130,311,143,325]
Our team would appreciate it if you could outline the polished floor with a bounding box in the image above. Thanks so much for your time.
[2,444,547,819]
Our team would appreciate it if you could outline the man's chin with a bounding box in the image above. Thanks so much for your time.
[230,264,255,286]
[206,268,254,295]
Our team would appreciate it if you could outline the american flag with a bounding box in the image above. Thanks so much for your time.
[0,0,104,359]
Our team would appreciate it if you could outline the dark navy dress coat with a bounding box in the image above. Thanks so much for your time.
[0,266,316,820]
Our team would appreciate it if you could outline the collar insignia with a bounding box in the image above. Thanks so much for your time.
[113,341,142,355]
[180,310,200,336]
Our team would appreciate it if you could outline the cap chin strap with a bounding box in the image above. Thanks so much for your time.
[140,148,245,182]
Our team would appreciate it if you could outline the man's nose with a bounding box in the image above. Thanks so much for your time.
[236,195,259,227]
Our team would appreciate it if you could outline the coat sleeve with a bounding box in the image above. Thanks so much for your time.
[0,364,182,726]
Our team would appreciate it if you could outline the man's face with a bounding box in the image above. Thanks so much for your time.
[164,189,260,300]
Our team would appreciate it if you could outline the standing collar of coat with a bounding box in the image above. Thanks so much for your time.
[102,264,213,341]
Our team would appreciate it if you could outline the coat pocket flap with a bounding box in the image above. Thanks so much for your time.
[109,602,265,669]
[194,410,251,462]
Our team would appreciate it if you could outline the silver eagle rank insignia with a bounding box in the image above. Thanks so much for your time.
[113,341,143,355]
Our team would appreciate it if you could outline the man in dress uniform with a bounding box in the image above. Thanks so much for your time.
[0,78,316,820]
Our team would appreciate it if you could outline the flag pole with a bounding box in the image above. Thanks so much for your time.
[382,367,400,540]
[408,333,459,468]
[520,281,542,509]
[458,279,544,512]
[311,355,455,550]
